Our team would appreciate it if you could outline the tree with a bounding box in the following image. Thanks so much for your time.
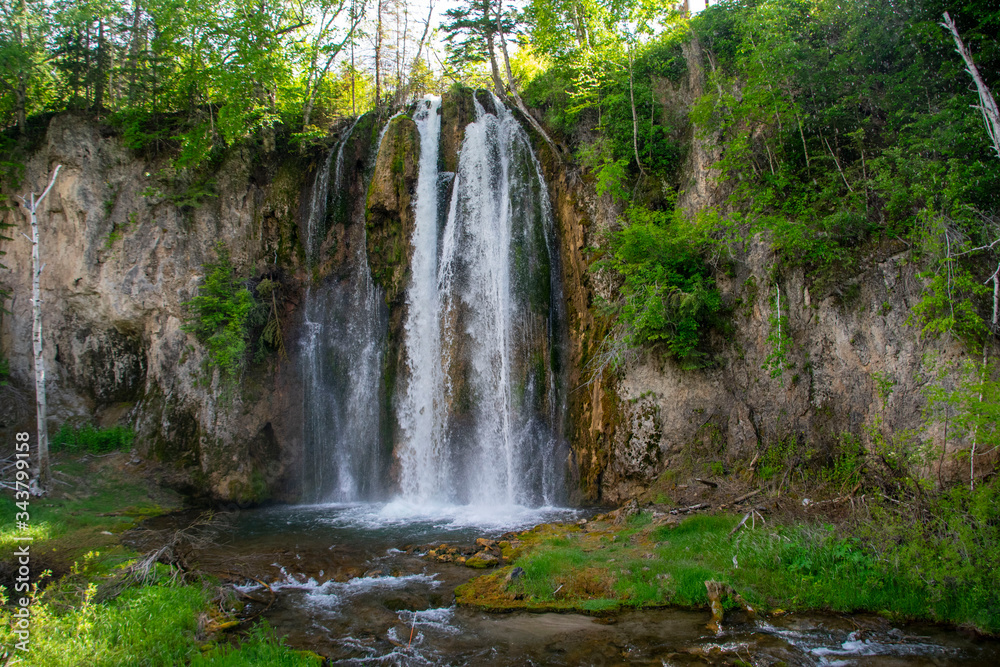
[17,164,60,493]
[441,0,513,96]
[941,11,1000,489]
[0,0,49,133]
[297,0,367,126]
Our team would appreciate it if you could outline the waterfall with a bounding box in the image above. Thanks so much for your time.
[298,95,567,509]
[397,97,448,499]
[303,149,334,264]
[300,118,390,503]
[397,94,567,508]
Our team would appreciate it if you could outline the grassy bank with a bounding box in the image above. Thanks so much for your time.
[456,507,1000,633]
[0,452,319,666]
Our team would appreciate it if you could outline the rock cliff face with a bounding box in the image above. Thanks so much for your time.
[0,114,311,501]
[0,94,493,504]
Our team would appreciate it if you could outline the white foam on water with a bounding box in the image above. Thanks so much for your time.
[754,621,960,665]
[397,606,459,636]
[373,499,581,531]
[337,635,436,665]
[291,500,580,533]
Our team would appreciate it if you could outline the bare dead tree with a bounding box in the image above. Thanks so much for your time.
[943,12,1000,160]
[17,164,61,493]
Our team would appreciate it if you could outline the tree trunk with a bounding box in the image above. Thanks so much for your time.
[486,33,505,98]
[94,18,106,111]
[493,1,558,155]
[15,75,27,135]
[375,0,383,109]
[126,0,144,104]
[628,46,644,174]
[943,12,1000,159]
[22,165,61,494]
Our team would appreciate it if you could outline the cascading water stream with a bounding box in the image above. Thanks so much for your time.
[300,118,389,503]
[396,94,567,509]
[397,97,448,500]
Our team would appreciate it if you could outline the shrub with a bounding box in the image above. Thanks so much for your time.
[602,207,723,365]
[182,244,260,381]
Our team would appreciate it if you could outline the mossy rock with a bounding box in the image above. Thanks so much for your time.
[365,115,420,305]
[466,552,500,569]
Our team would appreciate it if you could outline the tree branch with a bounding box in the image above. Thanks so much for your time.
[943,12,1000,159]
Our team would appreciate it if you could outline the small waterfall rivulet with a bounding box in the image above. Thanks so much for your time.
[300,119,390,503]
[396,94,568,508]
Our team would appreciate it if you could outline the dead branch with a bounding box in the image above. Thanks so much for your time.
[732,488,762,504]
[670,503,709,515]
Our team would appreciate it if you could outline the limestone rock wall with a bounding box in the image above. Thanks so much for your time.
[0,114,311,501]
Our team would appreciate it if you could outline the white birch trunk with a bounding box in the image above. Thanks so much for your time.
[20,165,61,493]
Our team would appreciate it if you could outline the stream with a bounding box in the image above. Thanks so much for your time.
[133,504,1000,666]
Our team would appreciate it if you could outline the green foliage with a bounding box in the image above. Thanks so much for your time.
[921,355,1000,472]
[50,423,136,454]
[907,212,997,349]
[182,244,259,381]
[0,580,205,667]
[520,8,688,186]
[762,284,793,380]
[441,0,515,76]
[600,206,723,365]
[819,433,867,492]
[181,244,286,382]
[757,437,797,482]
[683,0,1000,285]
[861,479,1000,631]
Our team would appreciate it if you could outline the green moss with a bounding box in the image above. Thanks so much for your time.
[466,554,499,569]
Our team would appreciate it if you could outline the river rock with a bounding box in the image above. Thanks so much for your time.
[466,551,500,568]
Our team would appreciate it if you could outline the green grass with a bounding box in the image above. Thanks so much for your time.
[192,625,323,666]
[0,576,321,666]
[0,460,166,556]
[458,510,1000,632]
[50,423,136,454]
[0,581,205,666]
